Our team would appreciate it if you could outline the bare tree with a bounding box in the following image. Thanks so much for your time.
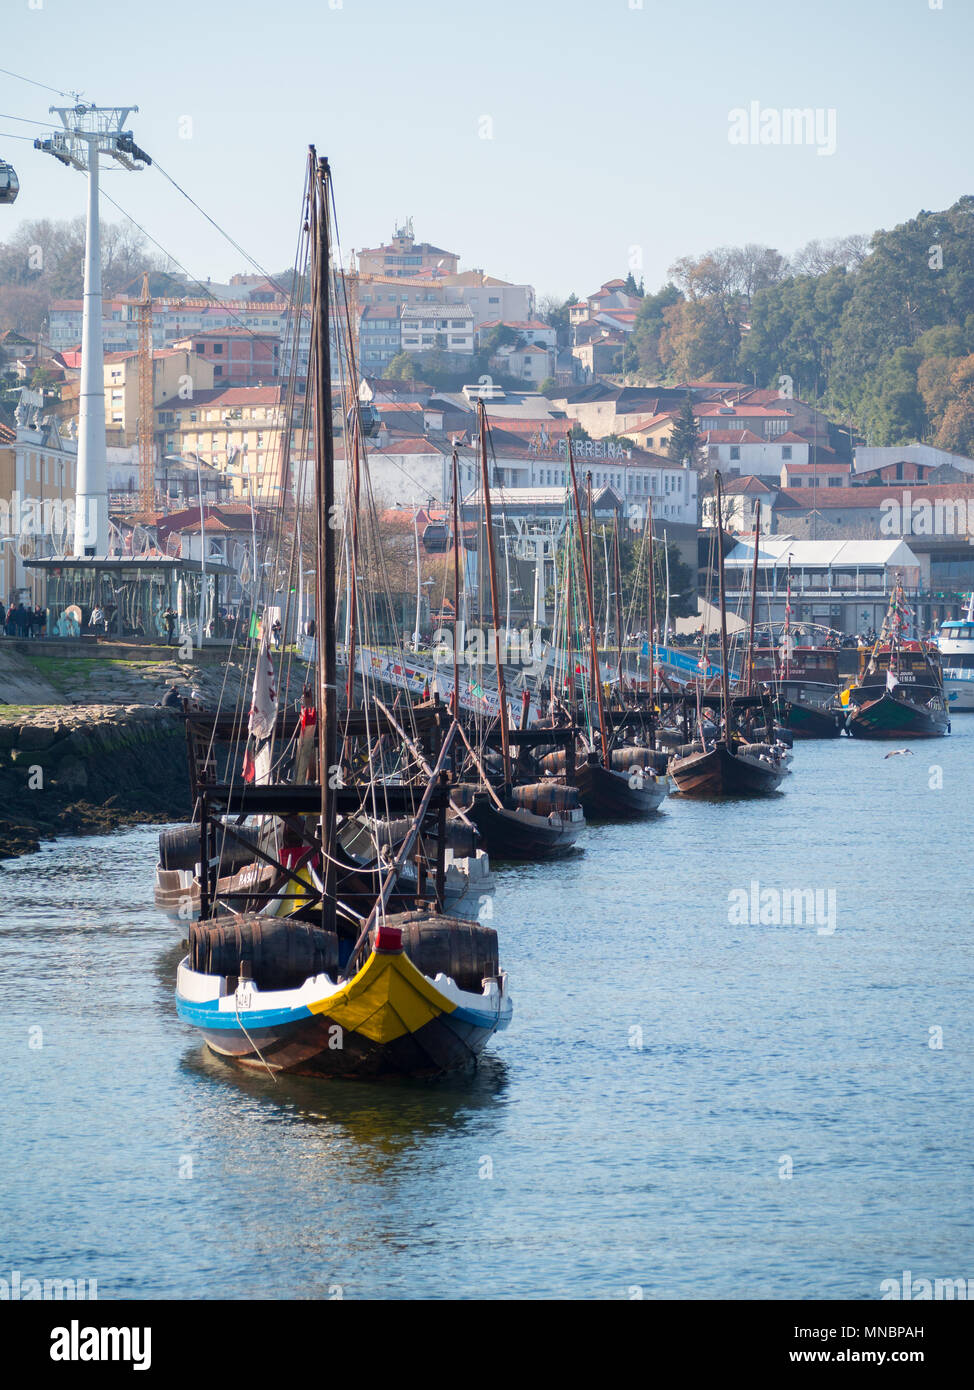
[790,234,871,277]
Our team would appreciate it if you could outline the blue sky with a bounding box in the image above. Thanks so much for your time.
[1,0,971,299]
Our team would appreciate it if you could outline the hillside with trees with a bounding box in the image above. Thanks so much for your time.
[594,195,974,451]
[0,217,180,335]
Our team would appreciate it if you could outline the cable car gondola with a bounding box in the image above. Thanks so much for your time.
[422,522,449,554]
[346,402,381,438]
[0,160,20,206]
[359,402,381,437]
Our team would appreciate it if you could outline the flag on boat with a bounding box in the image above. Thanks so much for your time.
[886,667,898,693]
[249,629,278,739]
[249,610,260,640]
[839,687,851,706]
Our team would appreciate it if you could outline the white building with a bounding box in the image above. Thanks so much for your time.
[338,436,452,508]
[852,442,974,478]
[453,435,697,523]
[701,429,812,476]
[400,303,474,355]
[722,535,925,634]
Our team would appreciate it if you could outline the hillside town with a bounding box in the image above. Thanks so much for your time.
[3,217,974,642]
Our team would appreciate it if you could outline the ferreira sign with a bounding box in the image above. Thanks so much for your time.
[528,431,632,461]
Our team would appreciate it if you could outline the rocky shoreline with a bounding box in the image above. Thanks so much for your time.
[0,705,192,861]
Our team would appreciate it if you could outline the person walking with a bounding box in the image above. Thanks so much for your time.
[163,606,177,646]
[0,599,5,636]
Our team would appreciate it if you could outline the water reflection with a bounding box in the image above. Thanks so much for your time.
[180,1040,510,1142]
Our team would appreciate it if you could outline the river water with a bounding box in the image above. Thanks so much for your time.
[2,724,972,1300]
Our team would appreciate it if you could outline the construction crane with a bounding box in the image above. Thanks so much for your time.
[136,271,154,515]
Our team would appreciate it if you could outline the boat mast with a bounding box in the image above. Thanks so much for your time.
[745,498,761,694]
[646,497,656,727]
[714,471,732,744]
[784,554,792,680]
[663,528,671,645]
[412,500,422,651]
[565,519,577,713]
[311,148,337,936]
[586,471,595,620]
[345,412,361,707]
[613,517,624,691]
[568,437,609,765]
[451,448,461,714]
[601,525,611,648]
[477,400,511,786]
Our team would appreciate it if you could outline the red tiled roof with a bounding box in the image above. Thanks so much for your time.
[695,403,794,418]
[701,429,765,444]
[371,437,449,455]
[477,319,553,332]
[722,475,779,494]
[626,412,679,431]
[773,482,974,508]
[179,516,233,533]
[157,384,283,410]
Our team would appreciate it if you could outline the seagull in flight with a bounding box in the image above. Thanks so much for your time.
[884,749,914,758]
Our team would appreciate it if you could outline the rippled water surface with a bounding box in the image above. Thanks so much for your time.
[2,725,972,1299]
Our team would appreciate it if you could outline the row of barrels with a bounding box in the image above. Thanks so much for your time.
[189,913,499,995]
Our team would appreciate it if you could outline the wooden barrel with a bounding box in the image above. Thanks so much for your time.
[610,746,669,775]
[511,781,581,815]
[539,749,566,775]
[449,782,481,810]
[368,815,478,857]
[189,917,341,990]
[159,823,261,873]
[378,912,498,993]
[671,741,705,759]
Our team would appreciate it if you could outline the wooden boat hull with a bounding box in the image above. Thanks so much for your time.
[670,741,785,797]
[466,795,583,860]
[845,691,950,739]
[176,936,511,1080]
[776,698,844,738]
[574,759,667,819]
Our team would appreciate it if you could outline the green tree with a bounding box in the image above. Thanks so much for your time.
[832,195,974,413]
[739,266,853,398]
[383,351,415,380]
[857,346,926,444]
[629,283,682,377]
[667,395,701,467]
